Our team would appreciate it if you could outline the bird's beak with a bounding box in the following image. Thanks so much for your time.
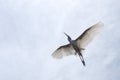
[64,32,69,37]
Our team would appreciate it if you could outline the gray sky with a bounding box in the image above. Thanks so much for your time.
[0,0,120,80]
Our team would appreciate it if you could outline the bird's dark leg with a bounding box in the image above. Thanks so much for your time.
[78,52,86,66]
[81,56,86,66]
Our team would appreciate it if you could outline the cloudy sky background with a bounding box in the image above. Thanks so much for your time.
[0,0,120,80]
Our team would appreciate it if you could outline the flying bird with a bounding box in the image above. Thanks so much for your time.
[52,22,104,66]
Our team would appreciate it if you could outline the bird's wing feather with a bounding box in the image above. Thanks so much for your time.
[76,22,104,48]
[52,44,75,59]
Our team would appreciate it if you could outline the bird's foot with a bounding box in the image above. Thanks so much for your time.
[82,60,86,66]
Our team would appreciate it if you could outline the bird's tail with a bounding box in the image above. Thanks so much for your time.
[78,52,86,66]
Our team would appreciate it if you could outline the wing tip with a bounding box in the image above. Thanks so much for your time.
[90,21,104,31]
[96,21,104,27]
[51,52,63,59]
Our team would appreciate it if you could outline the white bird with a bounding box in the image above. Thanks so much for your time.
[52,22,104,66]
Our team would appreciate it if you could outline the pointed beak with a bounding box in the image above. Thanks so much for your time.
[64,32,68,37]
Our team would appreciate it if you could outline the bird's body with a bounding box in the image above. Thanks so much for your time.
[64,33,86,66]
[52,22,104,66]
[71,41,86,66]
[69,40,78,53]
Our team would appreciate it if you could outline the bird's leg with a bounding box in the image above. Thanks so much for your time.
[80,56,86,66]
[78,52,86,66]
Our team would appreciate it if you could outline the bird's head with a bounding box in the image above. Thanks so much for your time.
[64,32,72,42]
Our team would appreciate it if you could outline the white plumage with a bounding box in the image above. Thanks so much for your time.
[52,22,104,59]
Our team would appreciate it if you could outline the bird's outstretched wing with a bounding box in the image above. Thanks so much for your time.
[76,22,104,48]
[52,44,75,59]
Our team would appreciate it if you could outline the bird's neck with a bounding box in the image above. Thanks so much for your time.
[68,39,74,43]
[68,38,72,43]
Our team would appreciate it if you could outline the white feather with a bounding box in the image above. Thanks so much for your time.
[52,44,75,59]
[52,22,104,59]
[76,22,104,48]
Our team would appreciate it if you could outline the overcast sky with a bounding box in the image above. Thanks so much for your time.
[0,0,120,80]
